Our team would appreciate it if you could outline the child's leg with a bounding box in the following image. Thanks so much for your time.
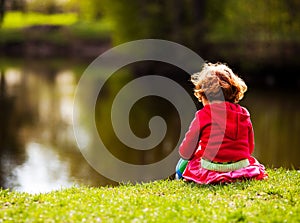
[175,158,188,179]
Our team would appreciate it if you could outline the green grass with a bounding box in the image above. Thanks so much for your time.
[1,11,78,28]
[0,11,112,44]
[0,168,299,222]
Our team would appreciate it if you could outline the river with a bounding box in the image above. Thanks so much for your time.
[0,58,299,193]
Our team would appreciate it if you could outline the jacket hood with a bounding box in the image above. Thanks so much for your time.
[203,102,250,140]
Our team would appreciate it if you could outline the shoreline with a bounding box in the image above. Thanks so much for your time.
[1,26,300,88]
[0,38,111,59]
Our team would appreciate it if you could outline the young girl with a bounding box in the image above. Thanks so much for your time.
[176,62,267,184]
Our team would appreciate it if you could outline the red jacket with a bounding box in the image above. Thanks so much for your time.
[179,102,254,162]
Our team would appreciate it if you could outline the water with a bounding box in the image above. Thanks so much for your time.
[0,58,299,193]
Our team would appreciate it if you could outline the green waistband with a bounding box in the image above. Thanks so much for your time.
[201,158,250,172]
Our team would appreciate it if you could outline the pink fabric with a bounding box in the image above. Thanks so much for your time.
[183,156,268,184]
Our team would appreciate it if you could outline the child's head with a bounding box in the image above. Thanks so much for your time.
[191,62,247,104]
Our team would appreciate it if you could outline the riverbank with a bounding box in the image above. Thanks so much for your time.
[1,168,299,222]
[0,25,111,59]
[0,11,112,58]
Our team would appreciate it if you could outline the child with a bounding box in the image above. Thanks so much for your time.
[176,62,267,184]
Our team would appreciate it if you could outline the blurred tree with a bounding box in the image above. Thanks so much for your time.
[97,0,300,48]
[101,0,208,47]
[9,0,26,11]
[205,0,300,43]
[0,0,5,25]
[64,0,103,21]
[27,0,61,14]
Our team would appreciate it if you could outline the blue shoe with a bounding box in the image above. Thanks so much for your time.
[175,158,188,180]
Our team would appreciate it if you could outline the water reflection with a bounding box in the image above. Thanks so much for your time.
[0,59,299,193]
[0,67,26,190]
[0,61,114,193]
[2,69,78,193]
[11,142,73,193]
[243,89,300,169]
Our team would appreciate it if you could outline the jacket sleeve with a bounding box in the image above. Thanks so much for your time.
[248,123,255,154]
[179,112,201,160]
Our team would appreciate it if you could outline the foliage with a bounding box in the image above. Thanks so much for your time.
[66,0,299,46]
[100,0,207,47]
[0,168,299,222]
[26,0,63,14]
[3,0,300,46]
[63,0,104,21]
[205,0,300,42]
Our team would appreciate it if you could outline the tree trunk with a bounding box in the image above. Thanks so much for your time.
[0,0,5,25]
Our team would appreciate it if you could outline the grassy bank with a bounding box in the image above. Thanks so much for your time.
[0,11,112,44]
[0,168,299,222]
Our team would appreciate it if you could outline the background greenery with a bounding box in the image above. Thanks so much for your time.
[1,0,299,70]
[1,0,300,44]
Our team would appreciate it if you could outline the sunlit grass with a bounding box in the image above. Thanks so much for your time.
[0,168,299,222]
[2,11,78,28]
[0,11,112,44]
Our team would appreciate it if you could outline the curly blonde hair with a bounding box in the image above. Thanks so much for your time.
[191,62,247,103]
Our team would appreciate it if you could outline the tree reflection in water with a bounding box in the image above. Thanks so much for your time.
[0,63,114,193]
